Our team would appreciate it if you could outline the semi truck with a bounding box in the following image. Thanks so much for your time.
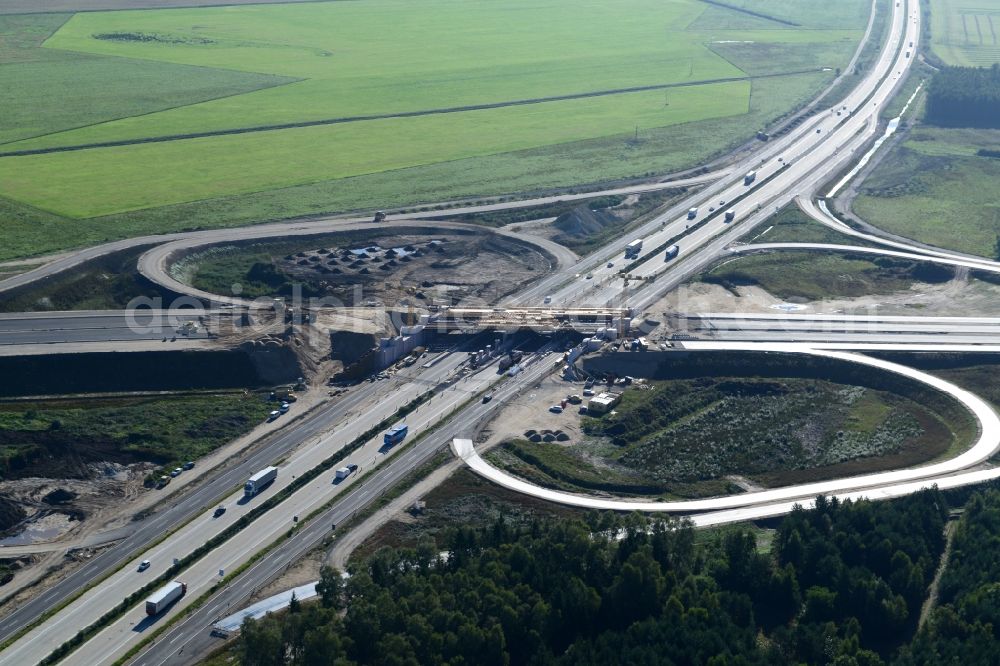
[624,239,643,257]
[724,209,736,222]
[244,466,278,497]
[687,207,698,219]
[384,424,408,447]
[744,170,757,185]
[145,581,186,616]
[664,245,680,260]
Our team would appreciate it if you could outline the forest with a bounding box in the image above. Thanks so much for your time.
[924,64,1000,128]
[234,489,968,665]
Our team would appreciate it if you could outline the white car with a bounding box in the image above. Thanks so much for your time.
[549,405,563,413]
[268,410,281,421]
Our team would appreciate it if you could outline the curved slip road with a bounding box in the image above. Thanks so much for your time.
[0,171,721,298]
[136,219,579,308]
[453,342,1000,514]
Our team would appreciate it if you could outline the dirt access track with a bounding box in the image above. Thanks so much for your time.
[0,0,327,14]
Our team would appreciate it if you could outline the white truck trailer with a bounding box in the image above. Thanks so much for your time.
[624,238,643,257]
[687,207,698,219]
[724,209,736,222]
[744,170,757,185]
[244,466,278,497]
[145,581,186,616]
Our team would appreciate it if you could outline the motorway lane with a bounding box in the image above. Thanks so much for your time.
[540,0,919,309]
[0,352,465,648]
[0,311,210,345]
[454,340,1000,514]
[52,352,548,666]
[132,346,560,666]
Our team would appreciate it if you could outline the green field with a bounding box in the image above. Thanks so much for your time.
[853,126,1000,257]
[929,0,1000,65]
[0,393,271,479]
[0,0,867,259]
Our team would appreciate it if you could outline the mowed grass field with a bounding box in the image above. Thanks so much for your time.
[0,0,867,259]
[854,126,1000,257]
[929,0,1000,65]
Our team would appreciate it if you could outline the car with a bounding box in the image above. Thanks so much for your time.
[816,128,821,133]
[708,206,715,212]
[719,200,725,206]
[347,464,359,472]
[183,461,194,470]
[607,261,614,268]
[549,405,563,413]
[214,505,226,517]
[170,468,182,477]
[138,560,150,572]
[583,388,595,396]
[279,402,290,413]
[268,410,281,420]
[585,273,593,279]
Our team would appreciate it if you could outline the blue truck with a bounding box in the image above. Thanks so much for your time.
[384,424,408,447]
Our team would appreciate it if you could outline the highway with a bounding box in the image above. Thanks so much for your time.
[0,349,469,652]
[3,0,986,663]
[0,311,211,346]
[677,312,1000,343]
[522,0,921,311]
[0,342,550,664]
[130,348,560,666]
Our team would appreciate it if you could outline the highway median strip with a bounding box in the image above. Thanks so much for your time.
[37,387,437,665]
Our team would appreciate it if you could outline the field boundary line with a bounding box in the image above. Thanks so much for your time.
[0,69,825,158]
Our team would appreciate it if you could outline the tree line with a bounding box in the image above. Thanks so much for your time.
[237,489,953,665]
[925,64,1000,129]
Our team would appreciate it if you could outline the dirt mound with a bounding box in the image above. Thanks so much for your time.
[42,489,77,505]
[0,496,26,533]
[553,205,616,237]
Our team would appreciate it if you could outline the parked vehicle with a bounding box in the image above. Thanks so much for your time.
[549,405,563,413]
[170,468,182,478]
[279,402,290,413]
[183,461,195,470]
[244,466,278,497]
[145,581,186,616]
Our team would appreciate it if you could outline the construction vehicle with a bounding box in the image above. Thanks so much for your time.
[145,581,186,616]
